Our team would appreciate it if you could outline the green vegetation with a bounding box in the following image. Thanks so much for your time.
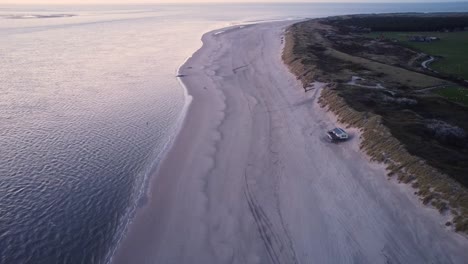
[284,16,468,233]
[327,48,443,88]
[434,86,468,106]
[333,15,468,32]
[366,31,468,79]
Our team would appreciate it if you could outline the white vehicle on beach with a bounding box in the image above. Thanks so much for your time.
[327,128,349,142]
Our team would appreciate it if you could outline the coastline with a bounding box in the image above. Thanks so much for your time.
[105,60,195,264]
[112,20,468,264]
[110,25,233,263]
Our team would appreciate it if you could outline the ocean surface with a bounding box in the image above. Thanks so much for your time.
[1,3,467,264]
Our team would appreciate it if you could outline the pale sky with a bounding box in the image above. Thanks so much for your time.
[2,0,466,5]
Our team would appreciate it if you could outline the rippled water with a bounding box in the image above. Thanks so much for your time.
[1,3,467,264]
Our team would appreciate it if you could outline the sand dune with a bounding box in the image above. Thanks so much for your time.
[112,21,468,264]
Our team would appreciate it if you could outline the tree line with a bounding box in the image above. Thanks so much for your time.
[329,15,468,32]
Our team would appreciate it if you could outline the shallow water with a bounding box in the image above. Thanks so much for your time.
[1,3,467,264]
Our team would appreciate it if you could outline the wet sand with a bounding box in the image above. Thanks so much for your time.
[112,21,468,264]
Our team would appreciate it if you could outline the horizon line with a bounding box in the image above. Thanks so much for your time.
[2,1,468,5]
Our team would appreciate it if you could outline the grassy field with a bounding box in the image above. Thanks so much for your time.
[366,31,468,80]
[326,48,445,88]
[434,86,468,106]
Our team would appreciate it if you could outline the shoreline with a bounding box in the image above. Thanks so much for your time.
[110,25,233,264]
[112,20,468,264]
[105,62,195,264]
[107,21,230,263]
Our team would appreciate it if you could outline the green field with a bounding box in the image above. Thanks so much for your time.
[434,86,468,106]
[366,31,468,80]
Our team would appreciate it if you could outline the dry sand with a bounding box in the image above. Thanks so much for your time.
[112,21,468,264]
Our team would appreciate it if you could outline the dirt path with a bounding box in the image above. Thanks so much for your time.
[422,56,436,71]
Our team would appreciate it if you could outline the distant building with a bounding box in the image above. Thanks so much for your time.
[408,35,440,43]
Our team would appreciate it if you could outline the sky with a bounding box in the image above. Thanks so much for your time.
[2,0,467,4]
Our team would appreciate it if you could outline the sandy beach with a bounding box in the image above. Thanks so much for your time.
[112,21,468,264]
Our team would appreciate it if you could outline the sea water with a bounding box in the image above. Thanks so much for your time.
[1,3,467,264]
